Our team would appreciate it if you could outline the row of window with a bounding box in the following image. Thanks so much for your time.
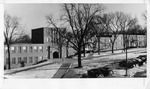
[5,46,43,53]
[46,37,59,43]
[6,56,43,64]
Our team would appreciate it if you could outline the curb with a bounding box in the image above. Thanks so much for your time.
[83,49,146,60]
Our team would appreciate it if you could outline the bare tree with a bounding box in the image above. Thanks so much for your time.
[119,12,137,51]
[4,13,23,69]
[116,12,138,76]
[143,11,147,21]
[46,4,105,68]
[13,33,31,44]
[92,14,110,54]
[102,12,123,53]
[142,10,147,47]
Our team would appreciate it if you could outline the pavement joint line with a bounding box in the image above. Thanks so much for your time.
[62,63,73,78]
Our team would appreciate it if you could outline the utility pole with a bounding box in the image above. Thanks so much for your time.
[125,34,128,76]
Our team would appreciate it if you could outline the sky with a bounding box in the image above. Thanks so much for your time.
[4,3,146,35]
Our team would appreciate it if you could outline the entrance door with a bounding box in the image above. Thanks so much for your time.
[53,51,59,58]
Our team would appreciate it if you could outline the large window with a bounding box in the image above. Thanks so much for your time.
[18,57,22,64]
[34,57,38,63]
[46,38,50,43]
[23,46,27,53]
[11,47,16,53]
[39,46,43,52]
[29,46,33,52]
[23,57,27,63]
[6,58,9,64]
[5,47,8,53]
[34,46,38,52]
[29,57,33,63]
[18,46,22,53]
[39,56,43,60]
[12,58,16,64]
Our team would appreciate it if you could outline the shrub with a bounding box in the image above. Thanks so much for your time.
[87,67,113,78]
[81,73,88,78]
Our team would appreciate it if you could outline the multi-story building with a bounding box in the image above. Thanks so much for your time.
[4,27,75,69]
[4,44,46,68]
[86,34,146,52]
[4,27,146,69]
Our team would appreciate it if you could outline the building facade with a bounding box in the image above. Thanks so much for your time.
[4,27,146,69]
[86,34,146,52]
[4,27,75,69]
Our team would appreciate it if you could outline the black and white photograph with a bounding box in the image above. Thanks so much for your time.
[2,2,147,80]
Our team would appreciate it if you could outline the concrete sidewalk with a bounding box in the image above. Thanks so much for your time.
[52,63,72,78]
[4,60,54,75]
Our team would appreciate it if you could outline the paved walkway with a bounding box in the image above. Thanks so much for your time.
[4,60,53,75]
[52,63,72,78]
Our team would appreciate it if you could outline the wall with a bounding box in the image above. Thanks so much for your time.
[4,43,47,69]
[32,28,44,44]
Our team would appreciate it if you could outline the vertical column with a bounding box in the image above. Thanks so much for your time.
[48,46,50,59]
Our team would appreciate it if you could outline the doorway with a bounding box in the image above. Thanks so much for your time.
[53,51,59,58]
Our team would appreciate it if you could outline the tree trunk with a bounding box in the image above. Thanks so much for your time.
[7,44,11,69]
[66,42,68,58]
[123,35,126,51]
[83,43,86,57]
[136,35,138,47]
[77,47,82,68]
[111,42,114,53]
[59,45,62,58]
[98,36,100,55]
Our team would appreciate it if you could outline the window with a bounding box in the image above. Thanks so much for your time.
[18,46,22,53]
[11,47,16,53]
[39,56,43,60]
[29,46,33,52]
[46,38,49,43]
[29,57,33,63]
[5,47,8,53]
[12,58,16,64]
[121,36,123,40]
[34,57,38,63]
[34,46,38,52]
[6,58,9,64]
[23,57,27,63]
[39,46,43,52]
[18,57,21,64]
[23,46,27,53]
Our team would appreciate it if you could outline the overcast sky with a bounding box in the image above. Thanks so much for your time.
[5,3,146,34]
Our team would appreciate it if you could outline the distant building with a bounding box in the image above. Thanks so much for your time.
[86,34,146,52]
